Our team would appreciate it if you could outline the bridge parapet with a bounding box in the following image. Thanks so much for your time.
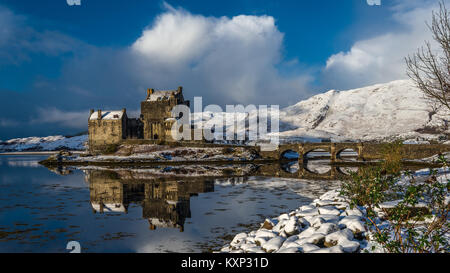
[266,143,450,163]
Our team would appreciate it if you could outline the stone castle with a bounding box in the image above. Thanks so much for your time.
[88,86,190,153]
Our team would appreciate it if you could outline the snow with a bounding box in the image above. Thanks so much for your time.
[190,79,449,143]
[89,111,124,120]
[147,90,177,101]
[0,135,87,152]
[278,80,449,142]
[91,202,126,213]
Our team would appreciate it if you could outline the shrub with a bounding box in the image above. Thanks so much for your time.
[341,142,449,253]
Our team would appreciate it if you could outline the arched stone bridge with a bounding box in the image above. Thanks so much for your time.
[259,143,450,163]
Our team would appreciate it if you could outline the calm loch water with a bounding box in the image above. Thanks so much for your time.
[0,155,341,253]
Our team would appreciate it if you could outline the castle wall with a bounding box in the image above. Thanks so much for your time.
[141,100,175,122]
[88,115,127,153]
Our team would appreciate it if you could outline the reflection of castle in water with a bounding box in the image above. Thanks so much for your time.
[86,170,216,232]
[81,161,368,231]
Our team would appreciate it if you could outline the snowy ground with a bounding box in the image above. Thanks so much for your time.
[219,167,450,253]
[45,144,259,163]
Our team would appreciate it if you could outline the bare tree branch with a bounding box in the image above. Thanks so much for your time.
[406,1,450,112]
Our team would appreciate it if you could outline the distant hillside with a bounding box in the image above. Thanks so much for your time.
[1,80,448,152]
[0,135,87,152]
[278,80,449,142]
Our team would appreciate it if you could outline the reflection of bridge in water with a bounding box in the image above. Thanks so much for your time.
[255,160,358,181]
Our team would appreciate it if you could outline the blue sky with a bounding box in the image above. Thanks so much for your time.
[0,0,440,139]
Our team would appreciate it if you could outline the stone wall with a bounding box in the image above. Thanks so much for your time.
[88,116,126,153]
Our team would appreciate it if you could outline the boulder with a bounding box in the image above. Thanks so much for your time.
[318,206,341,216]
[316,223,340,235]
[310,245,345,253]
[297,208,320,217]
[297,226,317,239]
[296,233,325,246]
[339,216,367,234]
[300,205,316,211]
[245,246,265,253]
[261,219,275,230]
[345,208,364,217]
[262,236,286,253]
[255,229,277,239]
[300,243,321,253]
[230,232,247,247]
[284,218,300,236]
[324,229,360,253]
[276,247,302,253]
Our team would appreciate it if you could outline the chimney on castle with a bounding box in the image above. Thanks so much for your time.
[177,86,183,93]
[147,88,154,99]
[97,110,102,120]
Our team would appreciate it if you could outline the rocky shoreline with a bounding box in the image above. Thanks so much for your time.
[218,166,450,253]
[218,189,371,253]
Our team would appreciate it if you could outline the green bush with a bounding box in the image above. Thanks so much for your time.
[341,142,449,253]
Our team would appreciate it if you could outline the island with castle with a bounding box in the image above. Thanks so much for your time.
[38,86,450,169]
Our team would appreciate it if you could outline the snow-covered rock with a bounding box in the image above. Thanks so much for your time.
[309,245,345,253]
[262,236,285,253]
[324,229,360,253]
[339,216,366,234]
[318,206,341,216]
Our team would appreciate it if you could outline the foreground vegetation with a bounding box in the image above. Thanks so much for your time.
[341,142,449,253]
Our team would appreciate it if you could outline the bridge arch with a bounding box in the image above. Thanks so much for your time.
[304,160,332,175]
[336,148,359,161]
[303,148,332,160]
[280,161,300,174]
[280,149,299,160]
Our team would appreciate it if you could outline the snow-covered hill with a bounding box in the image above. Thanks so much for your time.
[1,80,448,152]
[278,79,449,142]
[0,135,87,152]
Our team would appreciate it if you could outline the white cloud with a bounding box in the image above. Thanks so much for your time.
[322,1,439,89]
[130,3,312,106]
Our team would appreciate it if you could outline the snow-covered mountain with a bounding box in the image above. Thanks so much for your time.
[0,135,87,152]
[278,79,449,142]
[1,79,448,153]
